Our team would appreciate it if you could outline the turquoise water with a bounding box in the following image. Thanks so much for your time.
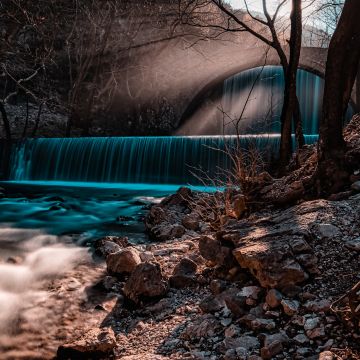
[0,181,215,243]
[222,66,354,135]
[9,135,319,185]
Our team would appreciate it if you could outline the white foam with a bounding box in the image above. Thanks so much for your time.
[0,227,87,334]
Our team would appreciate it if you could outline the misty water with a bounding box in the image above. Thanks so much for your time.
[0,181,203,333]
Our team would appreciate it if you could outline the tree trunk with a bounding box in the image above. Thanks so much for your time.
[356,60,360,112]
[317,0,360,194]
[278,0,302,172]
[31,102,44,137]
[294,96,305,148]
[22,96,29,139]
[0,102,12,141]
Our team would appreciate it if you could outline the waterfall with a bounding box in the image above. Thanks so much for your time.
[8,135,318,185]
[222,66,353,135]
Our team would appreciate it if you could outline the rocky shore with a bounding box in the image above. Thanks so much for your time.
[2,185,360,360]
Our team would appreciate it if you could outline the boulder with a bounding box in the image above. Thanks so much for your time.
[123,262,168,304]
[106,248,142,275]
[169,257,198,289]
[57,328,116,359]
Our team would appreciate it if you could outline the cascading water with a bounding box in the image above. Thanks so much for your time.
[8,135,319,185]
[221,65,353,135]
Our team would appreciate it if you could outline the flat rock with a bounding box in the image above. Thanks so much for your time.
[315,223,341,239]
[233,237,308,288]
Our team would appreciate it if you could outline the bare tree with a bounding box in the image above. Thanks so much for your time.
[178,0,307,170]
[317,0,360,194]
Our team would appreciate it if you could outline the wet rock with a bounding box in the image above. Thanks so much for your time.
[106,248,142,276]
[281,299,300,316]
[265,289,283,308]
[145,205,167,228]
[57,327,116,359]
[123,262,168,304]
[182,213,200,231]
[161,187,192,207]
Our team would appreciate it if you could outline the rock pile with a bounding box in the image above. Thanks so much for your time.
[55,187,360,359]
